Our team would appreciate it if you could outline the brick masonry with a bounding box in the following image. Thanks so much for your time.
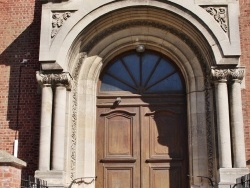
[0,166,22,188]
[0,0,42,175]
[240,0,250,166]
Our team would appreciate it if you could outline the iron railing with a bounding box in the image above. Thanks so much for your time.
[21,175,48,188]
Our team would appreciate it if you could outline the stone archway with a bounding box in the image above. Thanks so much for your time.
[36,1,248,187]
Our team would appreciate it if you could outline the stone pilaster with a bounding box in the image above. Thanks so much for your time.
[36,72,53,171]
[211,68,232,168]
[228,68,246,168]
[52,73,71,171]
[36,72,71,187]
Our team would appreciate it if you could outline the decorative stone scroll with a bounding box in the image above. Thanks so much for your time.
[203,6,228,33]
[36,71,72,89]
[211,68,245,82]
[51,12,73,38]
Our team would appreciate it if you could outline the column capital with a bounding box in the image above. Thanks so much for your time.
[36,71,72,90]
[211,68,229,82]
[211,67,245,83]
[228,68,244,83]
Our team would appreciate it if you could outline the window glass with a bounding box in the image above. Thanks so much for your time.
[100,51,184,94]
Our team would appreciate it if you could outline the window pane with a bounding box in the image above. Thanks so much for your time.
[101,75,136,93]
[100,51,184,94]
[107,60,136,88]
[141,53,160,86]
[122,54,140,86]
[145,73,184,94]
[146,59,175,88]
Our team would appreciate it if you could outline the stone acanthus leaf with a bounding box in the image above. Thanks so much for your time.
[211,68,245,82]
[204,6,228,33]
[51,12,72,38]
[36,71,72,89]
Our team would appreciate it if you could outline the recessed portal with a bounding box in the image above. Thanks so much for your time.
[96,51,189,188]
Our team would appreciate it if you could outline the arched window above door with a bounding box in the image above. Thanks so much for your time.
[100,51,185,94]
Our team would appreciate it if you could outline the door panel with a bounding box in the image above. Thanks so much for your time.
[141,106,188,188]
[96,105,188,188]
[96,107,140,188]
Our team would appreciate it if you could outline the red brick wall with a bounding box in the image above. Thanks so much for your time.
[0,165,22,188]
[239,0,250,166]
[0,0,41,175]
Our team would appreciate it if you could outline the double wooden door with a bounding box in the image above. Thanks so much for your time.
[96,104,188,188]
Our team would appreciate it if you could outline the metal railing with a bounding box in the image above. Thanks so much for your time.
[21,175,48,188]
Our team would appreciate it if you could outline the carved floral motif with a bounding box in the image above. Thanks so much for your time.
[36,72,72,89]
[211,68,245,82]
[70,53,86,180]
[204,6,228,33]
[51,12,72,38]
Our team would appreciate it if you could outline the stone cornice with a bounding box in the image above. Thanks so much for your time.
[36,71,72,89]
[0,150,26,168]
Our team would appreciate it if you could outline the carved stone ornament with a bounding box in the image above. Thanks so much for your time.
[51,12,72,38]
[211,68,245,82]
[36,71,72,89]
[204,6,228,33]
[211,68,229,81]
[228,68,245,81]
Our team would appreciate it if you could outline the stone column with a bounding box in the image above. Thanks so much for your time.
[52,73,71,171]
[36,72,53,171]
[228,68,246,168]
[211,68,232,168]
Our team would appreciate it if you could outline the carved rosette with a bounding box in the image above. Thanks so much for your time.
[36,71,72,89]
[51,12,72,38]
[211,68,245,83]
[204,6,228,33]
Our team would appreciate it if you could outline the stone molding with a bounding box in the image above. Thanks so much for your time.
[203,6,228,33]
[70,53,86,180]
[0,150,26,168]
[36,71,72,89]
[51,11,73,38]
[211,68,245,82]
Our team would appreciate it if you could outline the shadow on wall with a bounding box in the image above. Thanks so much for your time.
[0,0,42,176]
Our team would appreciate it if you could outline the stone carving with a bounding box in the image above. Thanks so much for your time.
[211,68,245,82]
[36,72,72,89]
[228,68,244,81]
[211,68,229,81]
[204,69,214,178]
[70,52,86,180]
[204,6,228,33]
[51,12,72,38]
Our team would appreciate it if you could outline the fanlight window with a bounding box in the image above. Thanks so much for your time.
[100,51,184,94]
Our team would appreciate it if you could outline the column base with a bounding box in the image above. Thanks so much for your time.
[35,170,66,188]
[218,168,249,188]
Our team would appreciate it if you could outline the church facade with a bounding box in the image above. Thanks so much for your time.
[1,0,250,187]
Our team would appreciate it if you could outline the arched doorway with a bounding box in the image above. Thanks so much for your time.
[96,50,189,188]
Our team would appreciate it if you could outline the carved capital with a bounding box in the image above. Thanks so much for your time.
[228,68,244,82]
[36,71,72,89]
[211,68,229,82]
[211,68,245,83]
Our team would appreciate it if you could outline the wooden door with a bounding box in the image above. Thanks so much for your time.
[96,105,188,188]
[141,106,188,188]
